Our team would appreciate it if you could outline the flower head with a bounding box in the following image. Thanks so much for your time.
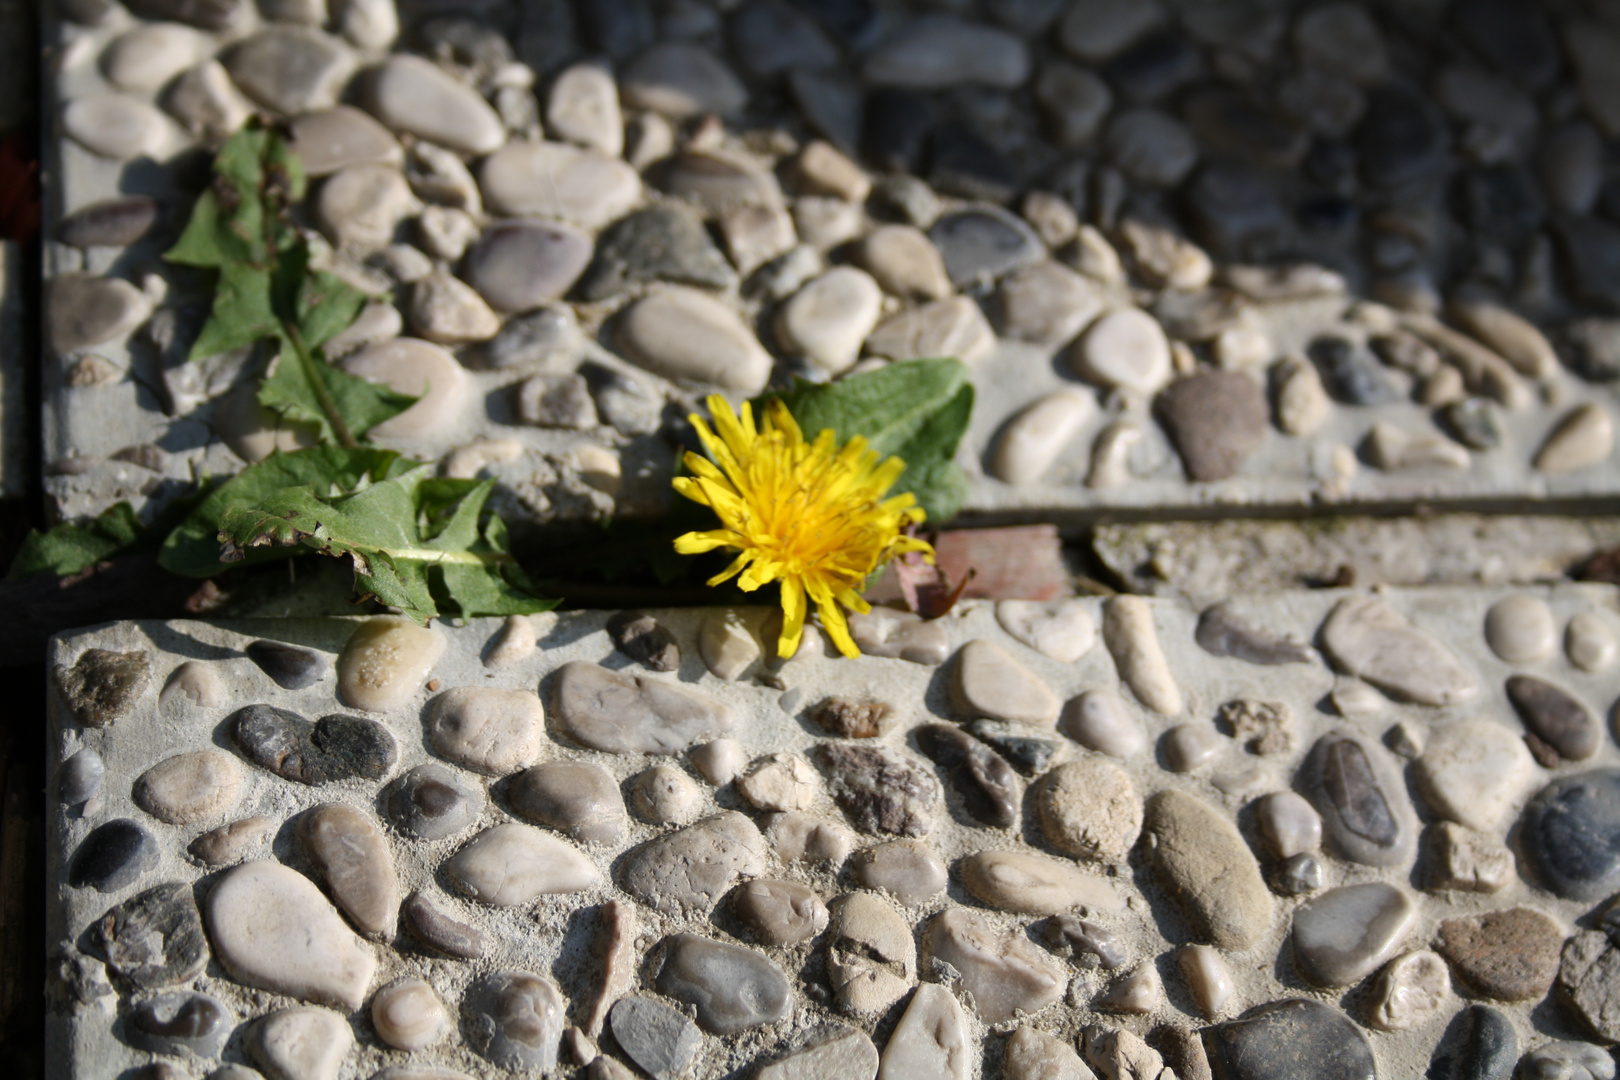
[673,394,933,658]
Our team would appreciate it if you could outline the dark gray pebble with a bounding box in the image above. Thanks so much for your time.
[245,640,326,690]
[230,705,398,784]
[69,819,158,893]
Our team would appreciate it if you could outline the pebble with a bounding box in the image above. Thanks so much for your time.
[1202,999,1376,1080]
[951,639,1061,726]
[817,743,940,837]
[1156,370,1268,482]
[691,739,747,786]
[795,140,870,202]
[445,824,599,905]
[733,754,817,814]
[621,42,747,119]
[250,1006,353,1080]
[994,601,1094,665]
[59,748,104,806]
[464,972,565,1071]
[206,861,375,1009]
[103,24,209,92]
[188,816,275,867]
[662,151,784,216]
[757,1028,879,1080]
[1521,769,1620,900]
[244,640,325,690]
[1059,690,1146,759]
[1437,398,1501,452]
[928,206,1045,288]
[402,892,484,959]
[296,804,399,941]
[225,27,354,117]
[1005,1025,1094,1078]
[879,984,971,1080]
[133,749,242,825]
[1059,0,1164,62]
[1143,790,1271,950]
[794,195,864,249]
[363,54,504,155]
[959,849,1119,916]
[58,650,151,731]
[317,164,416,254]
[1508,675,1600,765]
[632,763,704,824]
[1358,86,1448,189]
[1104,108,1198,187]
[1256,792,1322,859]
[1366,950,1450,1032]
[865,296,997,366]
[478,141,640,227]
[1299,731,1418,868]
[551,661,735,754]
[547,62,623,158]
[286,106,401,177]
[1518,1041,1615,1080]
[1417,718,1537,831]
[70,819,158,892]
[610,997,702,1080]
[1163,724,1221,772]
[1036,757,1141,861]
[63,93,167,160]
[337,616,444,712]
[922,907,1066,1023]
[1070,308,1172,396]
[128,991,233,1058]
[1103,595,1183,716]
[1309,336,1401,406]
[697,611,760,682]
[584,899,636,1038]
[852,840,947,905]
[1318,596,1476,706]
[720,205,797,276]
[382,764,484,841]
[1096,962,1162,1014]
[1436,908,1562,1001]
[47,274,151,354]
[1044,917,1128,973]
[89,881,208,988]
[57,196,158,249]
[1559,931,1620,1044]
[826,892,916,1014]
[733,879,828,947]
[231,705,398,784]
[862,15,1029,90]
[1217,699,1292,756]
[616,287,772,393]
[657,934,792,1034]
[1181,945,1235,1019]
[776,268,883,374]
[1429,820,1515,894]
[463,221,592,314]
[1569,614,1618,673]
[766,811,854,865]
[1427,1003,1517,1080]
[581,206,735,301]
[1535,405,1614,474]
[916,723,1022,828]
[1034,61,1113,148]
[1449,299,1557,379]
[621,811,766,914]
[485,615,540,668]
[1292,882,1417,987]
[1565,319,1620,383]
[406,272,500,344]
[424,685,545,776]
[324,300,403,357]
[996,263,1105,347]
[372,978,449,1051]
[844,609,951,665]
[990,391,1094,486]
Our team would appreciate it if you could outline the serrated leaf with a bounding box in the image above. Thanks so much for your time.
[216,468,554,622]
[159,445,414,577]
[188,260,279,361]
[257,339,418,446]
[7,502,146,579]
[885,381,974,523]
[298,266,369,349]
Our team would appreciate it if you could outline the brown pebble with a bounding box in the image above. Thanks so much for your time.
[427,679,440,691]
[1434,908,1563,1001]
[402,891,485,959]
[814,698,894,738]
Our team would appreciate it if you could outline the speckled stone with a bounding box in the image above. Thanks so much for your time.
[1435,908,1563,1002]
[336,617,445,713]
[88,881,208,989]
[132,749,242,825]
[57,649,150,728]
[231,705,398,785]
[817,743,941,837]
[1143,789,1271,950]
[1037,757,1141,860]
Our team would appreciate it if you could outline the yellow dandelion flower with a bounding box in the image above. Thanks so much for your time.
[673,393,934,659]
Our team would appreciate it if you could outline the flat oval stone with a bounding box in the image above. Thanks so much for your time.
[862,14,1028,89]
[337,616,445,712]
[859,224,952,301]
[995,600,1095,664]
[372,977,448,1051]
[464,221,592,314]
[127,991,232,1057]
[402,891,484,959]
[622,811,766,914]
[231,705,398,784]
[464,971,565,1071]
[1292,882,1418,987]
[1059,689,1146,759]
[1319,596,1475,705]
[70,819,158,892]
[250,1006,353,1080]
[287,106,402,177]
[225,27,354,115]
[928,206,1044,288]
[922,907,1066,1023]
[757,1028,879,1080]
[616,287,772,394]
[478,140,640,227]
[610,996,702,1080]
[1102,596,1182,715]
[133,749,242,825]
[205,861,376,1010]
[958,849,1120,916]
[879,984,971,1080]
[1567,613,1618,673]
[1038,757,1140,861]
[915,724,1020,829]
[852,840,948,905]
[62,93,167,160]
[443,823,599,905]
[59,748,104,806]
[364,54,503,155]
[1163,723,1220,772]
[297,803,399,938]
[1535,403,1614,475]
[1196,600,1315,665]
[1435,908,1563,1002]
[657,934,792,1034]
[547,61,623,156]
[48,273,152,355]
[1521,770,1620,900]
[551,661,735,754]
[102,22,209,90]
[848,608,952,664]
[1507,675,1600,764]
[990,391,1095,487]
[245,640,326,690]
[188,816,275,867]
[1427,1003,1517,1080]
[426,686,544,776]
[1202,999,1376,1080]
[89,881,208,988]
[776,267,883,375]
[384,764,485,839]
[1156,370,1269,482]
[1299,732,1418,867]
[952,639,1061,727]
[509,761,627,844]
[865,296,997,366]
[732,879,828,946]
[1144,789,1271,949]
[57,196,158,249]
[1416,719,1536,830]
[817,743,941,837]
[56,648,150,727]
[580,205,735,302]
[1484,595,1556,663]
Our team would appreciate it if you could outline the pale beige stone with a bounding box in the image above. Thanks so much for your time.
[337,616,446,712]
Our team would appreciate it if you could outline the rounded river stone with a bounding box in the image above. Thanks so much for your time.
[509,760,628,844]
[463,971,565,1071]
[1201,999,1376,1080]
[384,764,486,840]
[1297,732,1418,867]
[1519,769,1620,901]
[656,933,793,1034]
[70,819,158,892]
[1142,789,1271,949]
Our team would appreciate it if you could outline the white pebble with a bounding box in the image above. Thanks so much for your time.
[1568,613,1618,673]
[691,739,747,786]
[1255,791,1322,858]
[371,977,448,1051]
[1179,945,1235,1018]
[1484,594,1556,663]
[1059,689,1145,758]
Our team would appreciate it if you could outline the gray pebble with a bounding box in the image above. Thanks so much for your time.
[59,748,104,806]
[609,996,703,1080]
[656,933,792,1034]
[245,640,326,690]
[89,881,208,988]
[127,991,233,1058]
[70,819,158,892]
[464,972,565,1071]
[384,764,485,840]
